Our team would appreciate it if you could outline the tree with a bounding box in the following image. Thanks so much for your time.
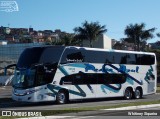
[113,42,124,50]
[60,34,77,46]
[74,21,107,47]
[157,33,160,38]
[123,23,155,51]
[52,34,80,46]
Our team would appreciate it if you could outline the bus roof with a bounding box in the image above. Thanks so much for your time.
[65,46,156,56]
[25,45,155,56]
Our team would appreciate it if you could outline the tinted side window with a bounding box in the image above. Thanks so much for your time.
[39,47,64,64]
[83,73,97,84]
[127,54,136,64]
[35,64,56,86]
[36,66,46,86]
[108,53,155,65]
[98,74,111,84]
[110,74,126,84]
[97,73,126,84]
[60,75,74,85]
[66,52,84,63]
[61,48,155,65]
[117,53,127,64]
[44,63,57,84]
[17,48,43,68]
[60,73,126,85]
[108,52,127,64]
[61,49,84,63]
[60,73,97,85]
[135,54,141,65]
[74,73,84,84]
[140,54,155,65]
[81,50,109,63]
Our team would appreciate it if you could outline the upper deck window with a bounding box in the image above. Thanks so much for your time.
[61,48,155,65]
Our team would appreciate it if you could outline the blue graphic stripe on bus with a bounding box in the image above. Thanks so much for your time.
[47,84,61,95]
[119,65,139,73]
[84,64,98,72]
[58,63,143,95]
[47,84,86,97]
[69,85,86,97]
[100,64,109,73]
[104,84,122,90]
[87,84,94,93]
[59,67,69,76]
[126,77,134,85]
[106,64,143,85]
[101,84,121,93]
[100,64,139,73]
[144,66,154,83]
[68,64,86,68]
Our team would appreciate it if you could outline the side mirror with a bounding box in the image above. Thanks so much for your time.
[4,64,16,76]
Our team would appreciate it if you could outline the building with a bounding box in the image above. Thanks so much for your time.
[149,41,160,49]
[0,43,45,75]
[0,26,6,34]
[82,34,112,49]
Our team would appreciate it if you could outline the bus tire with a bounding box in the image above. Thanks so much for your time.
[124,88,132,100]
[56,90,68,104]
[134,88,142,99]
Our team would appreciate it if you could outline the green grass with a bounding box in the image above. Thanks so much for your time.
[0,116,22,119]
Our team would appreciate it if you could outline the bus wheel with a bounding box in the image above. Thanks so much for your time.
[134,88,142,99]
[124,88,132,100]
[56,91,68,104]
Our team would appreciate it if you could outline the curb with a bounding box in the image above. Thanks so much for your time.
[103,104,160,110]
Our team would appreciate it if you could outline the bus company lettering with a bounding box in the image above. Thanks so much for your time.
[67,58,83,62]
[119,65,139,73]
[85,63,139,73]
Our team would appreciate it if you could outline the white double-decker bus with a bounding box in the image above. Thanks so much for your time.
[12,46,157,104]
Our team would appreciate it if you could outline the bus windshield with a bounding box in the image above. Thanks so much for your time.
[13,63,58,89]
[17,46,65,68]
[13,68,36,89]
[13,46,65,89]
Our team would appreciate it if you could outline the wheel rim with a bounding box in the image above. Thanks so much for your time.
[125,90,131,99]
[135,89,141,99]
[58,93,65,103]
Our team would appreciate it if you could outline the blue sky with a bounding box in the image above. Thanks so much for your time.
[0,0,160,43]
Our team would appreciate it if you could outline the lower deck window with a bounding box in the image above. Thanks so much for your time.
[60,73,126,85]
